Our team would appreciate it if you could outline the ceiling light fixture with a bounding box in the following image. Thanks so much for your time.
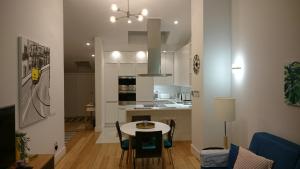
[91,54,95,57]
[86,42,91,46]
[109,0,148,24]
[111,51,121,59]
[174,20,179,25]
[136,51,146,59]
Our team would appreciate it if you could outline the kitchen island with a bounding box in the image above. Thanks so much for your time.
[125,102,191,141]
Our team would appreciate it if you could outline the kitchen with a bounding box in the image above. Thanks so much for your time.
[102,38,192,141]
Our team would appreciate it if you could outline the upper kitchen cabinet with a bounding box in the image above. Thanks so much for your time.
[174,43,192,87]
[104,63,118,101]
[154,52,174,85]
[135,63,148,74]
[119,63,136,76]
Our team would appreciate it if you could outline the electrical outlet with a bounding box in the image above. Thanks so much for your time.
[54,142,58,151]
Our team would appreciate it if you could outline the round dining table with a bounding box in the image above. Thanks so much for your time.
[120,121,170,169]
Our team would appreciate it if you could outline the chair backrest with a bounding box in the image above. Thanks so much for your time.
[167,119,176,144]
[135,131,162,158]
[131,115,151,122]
[115,121,123,146]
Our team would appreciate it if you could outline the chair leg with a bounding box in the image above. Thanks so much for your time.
[119,150,124,166]
[126,150,129,164]
[167,149,171,164]
[169,149,175,169]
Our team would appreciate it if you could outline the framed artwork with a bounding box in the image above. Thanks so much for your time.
[284,61,300,106]
[18,37,51,128]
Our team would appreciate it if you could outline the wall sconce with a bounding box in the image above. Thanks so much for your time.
[231,64,241,70]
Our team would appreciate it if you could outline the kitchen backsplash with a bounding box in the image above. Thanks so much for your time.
[154,85,192,100]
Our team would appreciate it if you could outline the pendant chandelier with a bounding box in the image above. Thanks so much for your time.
[109,0,148,24]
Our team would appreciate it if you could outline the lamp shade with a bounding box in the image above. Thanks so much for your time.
[214,97,235,122]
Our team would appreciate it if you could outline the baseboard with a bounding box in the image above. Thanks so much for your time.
[94,125,102,132]
[54,145,66,164]
[191,143,201,160]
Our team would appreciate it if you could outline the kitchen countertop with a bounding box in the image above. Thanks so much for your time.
[123,100,192,111]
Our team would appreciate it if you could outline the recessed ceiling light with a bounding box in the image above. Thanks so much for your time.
[162,50,167,53]
[128,19,132,24]
[86,42,91,46]
[136,51,146,59]
[111,51,121,59]
[174,20,179,25]
[91,54,95,57]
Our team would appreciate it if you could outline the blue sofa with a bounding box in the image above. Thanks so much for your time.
[201,132,300,169]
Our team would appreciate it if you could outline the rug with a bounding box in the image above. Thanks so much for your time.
[96,127,119,144]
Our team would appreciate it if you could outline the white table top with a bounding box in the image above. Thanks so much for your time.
[120,121,170,136]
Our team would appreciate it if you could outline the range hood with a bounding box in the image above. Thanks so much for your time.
[139,19,172,77]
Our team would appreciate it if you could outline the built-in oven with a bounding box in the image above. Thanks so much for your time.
[118,76,136,105]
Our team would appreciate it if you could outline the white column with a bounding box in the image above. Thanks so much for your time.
[191,0,204,159]
[94,37,105,132]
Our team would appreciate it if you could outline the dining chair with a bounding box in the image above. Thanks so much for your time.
[115,121,132,166]
[131,115,151,122]
[164,119,176,168]
[134,131,163,169]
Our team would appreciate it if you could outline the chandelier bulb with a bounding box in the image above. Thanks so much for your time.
[111,4,118,12]
[141,9,148,16]
[110,16,116,23]
[138,15,144,22]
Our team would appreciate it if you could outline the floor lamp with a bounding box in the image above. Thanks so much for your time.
[214,97,235,149]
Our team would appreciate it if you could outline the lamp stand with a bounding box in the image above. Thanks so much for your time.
[224,121,228,149]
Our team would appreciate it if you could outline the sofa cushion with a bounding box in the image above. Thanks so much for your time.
[295,159,300,169]
[233,147,273,169]
[249,132,300,169]
[227,144,239,169]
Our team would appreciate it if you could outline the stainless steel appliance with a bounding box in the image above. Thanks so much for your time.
[118,76,136,105]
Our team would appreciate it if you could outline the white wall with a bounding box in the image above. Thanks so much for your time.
[0,0,65,162]
[65,73,95,117]
[231,0,300,147]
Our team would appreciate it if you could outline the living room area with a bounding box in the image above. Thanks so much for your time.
[0,0,300,169]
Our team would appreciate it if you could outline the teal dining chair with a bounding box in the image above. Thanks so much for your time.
[164,119,176,168]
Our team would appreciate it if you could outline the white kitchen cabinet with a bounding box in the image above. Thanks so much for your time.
[119,63,136,76]
[135,63,148,74]
[104,63,118,101]
[104,102,118,125]
[161,53,174,74]
[174,43,191,86]
[118,106,127,123]
[136,76,154,101]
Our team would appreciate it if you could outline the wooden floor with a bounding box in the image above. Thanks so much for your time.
[56,123,199,169]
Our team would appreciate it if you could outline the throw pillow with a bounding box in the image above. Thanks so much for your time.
[233,147,274,169]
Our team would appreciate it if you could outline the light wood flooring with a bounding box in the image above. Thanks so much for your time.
[56,123,199,169]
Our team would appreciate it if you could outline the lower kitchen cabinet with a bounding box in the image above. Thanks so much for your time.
[104,102,118,126]
[118,106,127,123]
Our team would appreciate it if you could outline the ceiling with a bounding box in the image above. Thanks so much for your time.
[64,0,191,73]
